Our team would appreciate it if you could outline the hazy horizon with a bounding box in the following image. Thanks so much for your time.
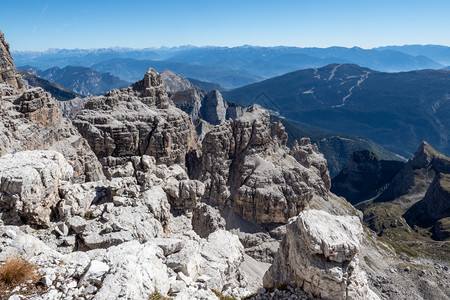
[2,0,450,51]
[9,43,450,54]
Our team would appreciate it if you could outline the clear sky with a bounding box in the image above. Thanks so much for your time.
[1,0,450,51]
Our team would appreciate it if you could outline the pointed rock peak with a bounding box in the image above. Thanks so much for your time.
[161,69,194,93]
[411,141,443,168]
[0,29,24,91]
[205,89,223,102]
[132,68,163,91]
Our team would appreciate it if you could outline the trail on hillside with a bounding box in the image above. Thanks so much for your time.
[333,71,370,108]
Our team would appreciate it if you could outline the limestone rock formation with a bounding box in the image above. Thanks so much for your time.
[0,30,24,91]
[161,69,244,129]
[263,209,379,300]
[0,46,103,183]
[0,150,73,227]
[195,105,330,224]
[73,68,198,165]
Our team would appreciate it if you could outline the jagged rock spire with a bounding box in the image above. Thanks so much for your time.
[0,29,24,91]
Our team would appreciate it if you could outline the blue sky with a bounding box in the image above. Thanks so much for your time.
[2,0,450,51]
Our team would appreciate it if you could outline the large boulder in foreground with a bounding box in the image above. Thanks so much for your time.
[263,209,379,300]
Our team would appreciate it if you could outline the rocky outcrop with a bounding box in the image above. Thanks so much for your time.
[404,172,450,231]
[377,141,450,202]
[264,209,379,300]
[0,86,103,182]
[331,150,404,204]
[195,105,330,224]
[0,150,73,227]
[0,30,24,91]
[73,68,198,165]
[162,69,244,130]
[200,90,227,125]
[291,137,331,190]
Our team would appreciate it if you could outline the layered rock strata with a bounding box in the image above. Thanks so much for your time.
[73,68,197,165]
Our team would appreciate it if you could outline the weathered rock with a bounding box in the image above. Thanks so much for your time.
[196,105,329,224]
[291,137,331,190]
[192,203,226,238]
[79,260,110,287]
[0,90,103,182]
[200,90,228,125]
[263,209,379,300]
[0,30,24,91]
[0,150,73,227]
[73,68,198,165]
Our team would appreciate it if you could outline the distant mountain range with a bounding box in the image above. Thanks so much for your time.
[19,65,130,96]
[12,44,449,89]
[376,45,450,66]
[223,63,450,158]
[90,58,262,89]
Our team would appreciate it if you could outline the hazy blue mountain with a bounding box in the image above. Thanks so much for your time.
[12,45,446,89]
[12,48,163,70]
[19,65,131,96]
[19,70,82,101]
[167,45,442,74]
[376,45,450,66]
[91,58,263,89]
[223,64,450,158]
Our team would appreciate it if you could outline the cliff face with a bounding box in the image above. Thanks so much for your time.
[0,33,102,183]
[0,30,24,91]
[331,150,405,204]
[73,68,198,165]
[194,105,330,224]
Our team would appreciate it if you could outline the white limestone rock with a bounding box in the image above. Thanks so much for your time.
[263,209,379,300]
[0,150,73,227]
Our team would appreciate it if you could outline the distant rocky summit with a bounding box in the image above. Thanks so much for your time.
[1,30,449,300]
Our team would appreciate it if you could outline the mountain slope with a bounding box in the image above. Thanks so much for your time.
[224,64,450,158]
[19,70,81,101]
[273,116,402,177]
[356,142,450,260]
[30,65,131,96]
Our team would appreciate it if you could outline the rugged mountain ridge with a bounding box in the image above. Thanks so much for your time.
[20,65,130,96]
[224,63,450,158]
[19,70,81,101]
[1,31,448,300]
